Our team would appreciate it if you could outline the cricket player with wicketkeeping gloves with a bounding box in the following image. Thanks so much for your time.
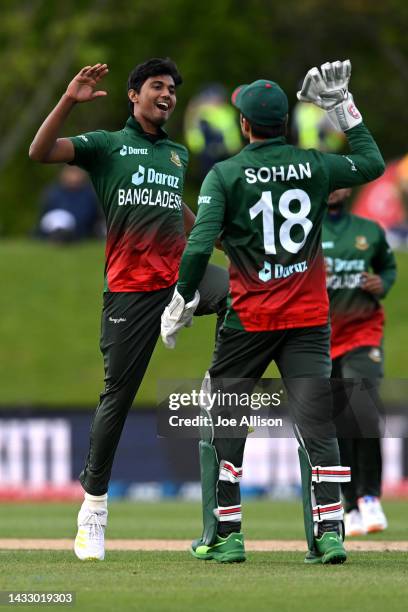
[161,60,385,564]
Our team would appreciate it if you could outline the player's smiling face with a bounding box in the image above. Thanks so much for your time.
[129,75,176,133]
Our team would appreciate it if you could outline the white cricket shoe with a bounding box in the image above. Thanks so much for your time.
[358,496,388,533]
[74,502,107,560]
[344,509,366,537]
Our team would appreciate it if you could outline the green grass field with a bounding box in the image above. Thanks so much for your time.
[1,500,408,540]
[0,241,407,406]
[0,500,407,611]
[2,551,407,612]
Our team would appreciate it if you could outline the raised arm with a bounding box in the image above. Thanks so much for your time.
[29,63,108,163]
[297,60,385,188]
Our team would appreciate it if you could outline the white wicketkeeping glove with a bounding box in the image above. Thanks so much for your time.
[161,288,200,349]
[326,91,362,132]
[297,60,362,131]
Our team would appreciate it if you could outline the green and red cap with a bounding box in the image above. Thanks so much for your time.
[231,79,288,127]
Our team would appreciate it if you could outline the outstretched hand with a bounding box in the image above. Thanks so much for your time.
[65,63,109,103]
[297,60,351,110]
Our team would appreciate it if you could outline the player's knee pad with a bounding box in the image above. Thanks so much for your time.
[298,446,351,552]
[198,448,245,543]
[199,372,245,539]
[198,371,244,544]
[199,370,214,444]
[198,440,219,545]
[198,370,218,545]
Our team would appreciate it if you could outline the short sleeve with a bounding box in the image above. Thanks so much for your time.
[69,130,110,172]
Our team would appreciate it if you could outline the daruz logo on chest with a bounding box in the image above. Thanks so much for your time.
[258,260,308,282]
[120,145,149,156]
[131,164,180,188]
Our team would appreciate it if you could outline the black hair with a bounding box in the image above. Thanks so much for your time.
[246,118,287,139]
[127,57,182,114]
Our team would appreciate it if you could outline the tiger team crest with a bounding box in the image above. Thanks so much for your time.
[170,150,182,167]
[355,235,369,250]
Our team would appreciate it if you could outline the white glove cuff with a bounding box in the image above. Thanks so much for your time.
[327,93,362,131]
[184,290,200,311]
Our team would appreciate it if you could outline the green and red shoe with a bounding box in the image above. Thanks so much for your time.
[191,533,246,563]
[304,531,347,565]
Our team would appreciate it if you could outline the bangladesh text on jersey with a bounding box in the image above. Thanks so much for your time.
[70,117,188,292]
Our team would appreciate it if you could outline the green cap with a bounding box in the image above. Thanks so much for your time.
[231,79,288,127]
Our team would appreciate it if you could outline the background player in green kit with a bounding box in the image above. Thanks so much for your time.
[29,59,229,561]
[162,60,385,564]
[323,188,396,536]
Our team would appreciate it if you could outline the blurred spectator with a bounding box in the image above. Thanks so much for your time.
[184,84,242,178]
[35,166,104,242]
[352,155,408,249]
[292,101,345,152]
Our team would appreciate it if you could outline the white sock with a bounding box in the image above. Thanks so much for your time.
[84,492,108,512]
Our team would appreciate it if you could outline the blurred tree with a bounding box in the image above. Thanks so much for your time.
[0,0,407,234]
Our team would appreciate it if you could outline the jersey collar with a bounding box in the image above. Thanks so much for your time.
[245,136,287,150]
[325,210,351,233]
[125,116,168,141]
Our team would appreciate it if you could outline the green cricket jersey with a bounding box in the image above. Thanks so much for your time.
[69,116,188,291]
[322,212,396,358]
[177,124,385,331]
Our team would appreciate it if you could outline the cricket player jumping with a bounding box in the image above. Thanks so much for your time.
[29,58,228,561]
[162,60,385,564]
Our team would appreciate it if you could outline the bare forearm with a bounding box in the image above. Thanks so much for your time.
[29,94,76,163]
